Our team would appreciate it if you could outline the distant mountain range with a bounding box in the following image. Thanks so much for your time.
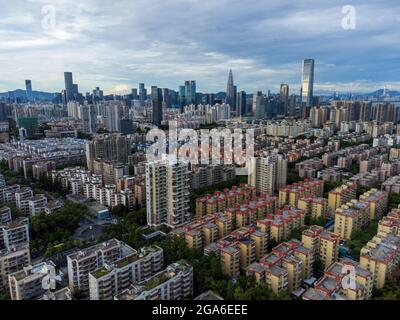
[362,89,400,98]
[0,89,57,101]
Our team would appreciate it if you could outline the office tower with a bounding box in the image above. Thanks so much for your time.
[236,91,247,117]
[64,72,75,102]
[73,84,79,95]
[179,86,186,108]
[253,91,265,119]
[92,87,103,100]
[226,69,235,109]
[184,81,196,105]
[139,83,146,106]
[248,155,287,195]
[289,95,296,117]
[280,83,289,115]
[162,88,172,108]
[131,88,138,100]
[151,86,163,127]
[146,160,191,228]
[86,134,130,170]
[25,80,32,101]
[301,59,315,108]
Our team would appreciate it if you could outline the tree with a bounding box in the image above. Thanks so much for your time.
[388,192,400,211]
[29,201,89,256]
[345,221,378,259]
[111,204,129,218]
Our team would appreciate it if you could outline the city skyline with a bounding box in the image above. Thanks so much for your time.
[1,0,400,95]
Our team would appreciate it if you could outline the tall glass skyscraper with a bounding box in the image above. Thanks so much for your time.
[64,72,79,102]
[151,86,163,127]
[237,91,247,116]
[226,69,235,109]
[179,85,186,108]
[25,80,32,101]
[301,59,314,107]
[184,81,196,105]
[139,83,146,105]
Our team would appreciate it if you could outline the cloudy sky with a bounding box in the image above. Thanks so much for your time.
[1,0,399,95]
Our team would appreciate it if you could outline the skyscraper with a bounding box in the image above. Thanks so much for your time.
[139,83,146,106]
[280,83,289,115]
[226,69,235,109]
[64,72,74,102]
[253,91,265,119]
[146,160,191,228]
[236,91,247,117]
[151,86,163,127]
[289,94,297,117]
[184,81,196,105]
[25,80,32,101]
[179,85,186,109]
[301,59,315,108]
[131,88,138,100]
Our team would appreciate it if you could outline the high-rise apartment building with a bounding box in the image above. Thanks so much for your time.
[88,246,164,300]
[146,160,191,228]
[114,261,193,300]
[302,225,340,269]
[328,182,357,212]
[0,217,29,251]
[8,261,56,300]
[248,155,287,195]
[86,134,130,170]
[0,244,31,289]
[67,239,135,294]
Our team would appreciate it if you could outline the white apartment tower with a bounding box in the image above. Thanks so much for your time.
[248,155,287,195]
[146,160,191,228]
